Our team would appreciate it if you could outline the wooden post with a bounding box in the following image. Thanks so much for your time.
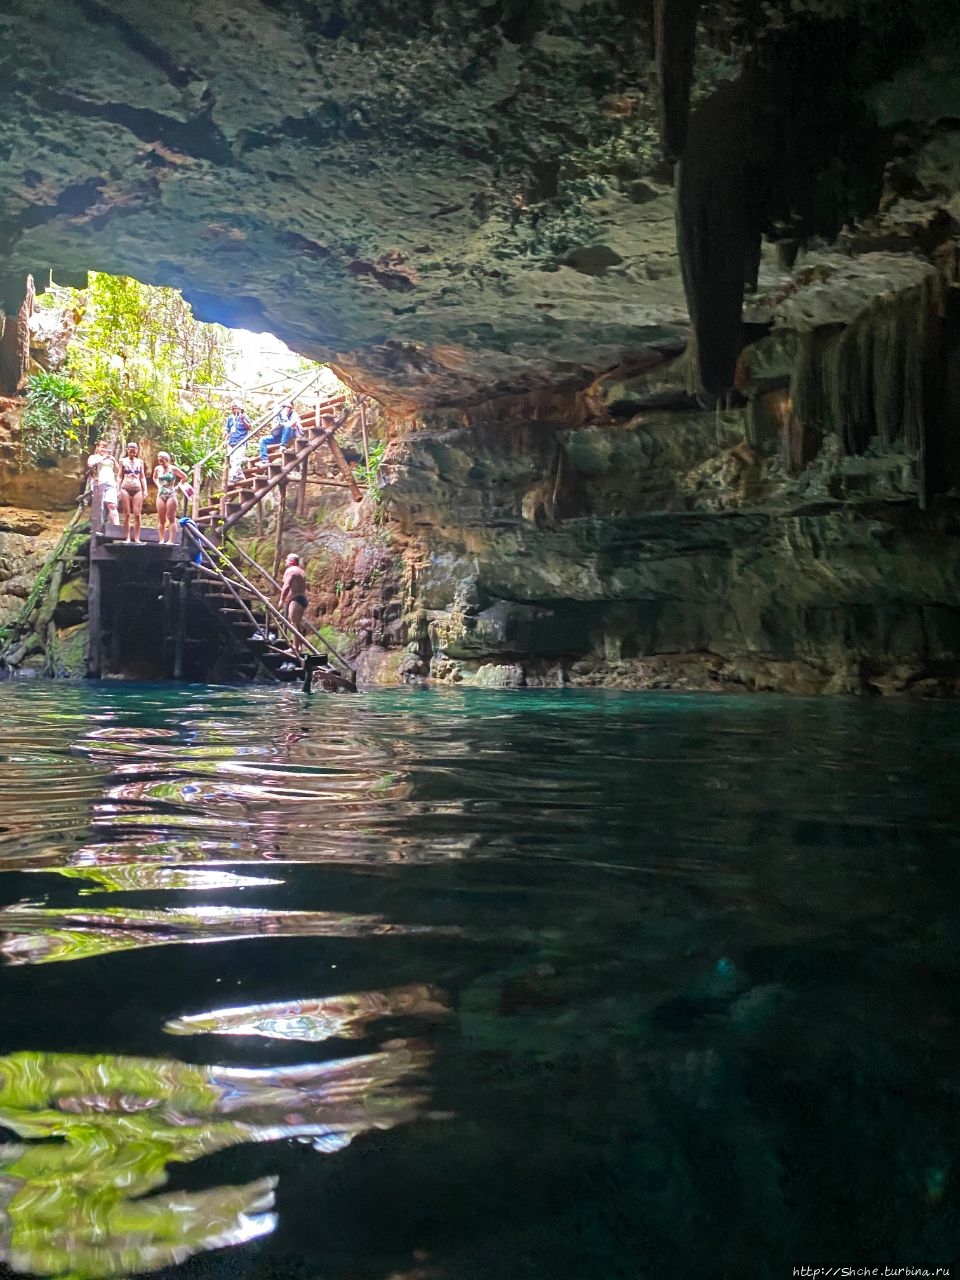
[326,432,363,502]
[192,464,201,520]
[219,456,229,521]
[173,575,187,679]
[297,447,309,516]
[90,481,103,537]
[272,478,287,580]
[162,571,173,676]
[359,399,370,475]
[86,560,102,678]
[109,597,122,673]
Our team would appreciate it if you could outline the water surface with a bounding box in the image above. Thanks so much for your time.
[0,683,958,1279]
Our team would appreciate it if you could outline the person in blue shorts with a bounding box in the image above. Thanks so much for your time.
[259,402,302,462]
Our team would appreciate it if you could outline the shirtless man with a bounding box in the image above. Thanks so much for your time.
[279,553,308,656]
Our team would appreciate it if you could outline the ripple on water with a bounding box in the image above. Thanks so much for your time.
[0,682,959,1279]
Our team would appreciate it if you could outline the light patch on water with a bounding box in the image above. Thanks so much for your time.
[164,983,450,1041]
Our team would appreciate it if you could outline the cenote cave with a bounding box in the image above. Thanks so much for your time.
[0,1,960,1277]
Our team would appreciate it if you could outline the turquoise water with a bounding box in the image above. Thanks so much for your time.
[0,682,958,1279]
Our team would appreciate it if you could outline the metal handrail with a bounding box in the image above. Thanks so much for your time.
[189,533,320,666]
[180,520,355,678]
[225,535,351,661]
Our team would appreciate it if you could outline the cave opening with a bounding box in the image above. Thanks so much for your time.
[6,267,384,683]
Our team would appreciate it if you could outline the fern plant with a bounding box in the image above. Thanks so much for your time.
[21,371,86,464]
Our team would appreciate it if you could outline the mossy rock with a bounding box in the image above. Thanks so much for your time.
[57,575,88,605]
[315,623,358,655]
[48,623,87,678]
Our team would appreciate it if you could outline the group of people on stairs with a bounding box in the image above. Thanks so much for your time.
[89,430,320,670]
[86,441,191,544]
[224,400,303,479]
[226,401,315,665]
[84,395,309,543]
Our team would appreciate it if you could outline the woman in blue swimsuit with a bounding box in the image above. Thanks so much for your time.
[153,452,189,545]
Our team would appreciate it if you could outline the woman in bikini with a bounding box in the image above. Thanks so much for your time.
[118,441,148,544]
[153,452,189,545]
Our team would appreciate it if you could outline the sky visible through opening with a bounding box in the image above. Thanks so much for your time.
[223,328,345,403]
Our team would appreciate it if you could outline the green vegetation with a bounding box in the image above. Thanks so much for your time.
[355,437,387,488]
[316,622,358,654]
[24,273,233,471]
[0,509,87,673]
[21,371,85,465]
[0,1043,425,1277]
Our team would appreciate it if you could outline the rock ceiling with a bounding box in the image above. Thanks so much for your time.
[0,0,956,407]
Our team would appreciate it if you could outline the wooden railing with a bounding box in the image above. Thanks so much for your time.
[189,368,327,518]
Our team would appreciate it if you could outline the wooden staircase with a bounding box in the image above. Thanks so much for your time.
[188,566,305,684]
[83,382,362,688]
[179,513,357,691]
[192,396,361,536]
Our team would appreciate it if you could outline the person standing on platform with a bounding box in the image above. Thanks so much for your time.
[278,552,308,657]
[225,401,251,482]
[86,440,120,528]
[153,452,189,545]
[118,441,148,544]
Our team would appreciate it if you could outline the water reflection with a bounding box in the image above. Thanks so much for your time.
[165,984,451,1042]
[0,1040,433,1278]
[40,865,284,894]
[0,903,456,965]
[1,683,960,1278]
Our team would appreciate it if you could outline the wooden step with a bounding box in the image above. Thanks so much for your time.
[213,487,256,504]
[260,650,304,670]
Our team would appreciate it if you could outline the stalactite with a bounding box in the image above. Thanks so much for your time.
[653,0,702,163]
[0,314,18,395]
[782,413,805,476]
[790,329,830,443]
[0,275,35,395]
[786,271,944,498]
[745,396,759,448]
[676,78,764,401]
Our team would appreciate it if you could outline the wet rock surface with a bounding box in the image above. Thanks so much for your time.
[0,0,692,408]
[2,2,960,691]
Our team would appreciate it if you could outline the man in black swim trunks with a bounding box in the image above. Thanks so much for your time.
[279,553,308,657]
